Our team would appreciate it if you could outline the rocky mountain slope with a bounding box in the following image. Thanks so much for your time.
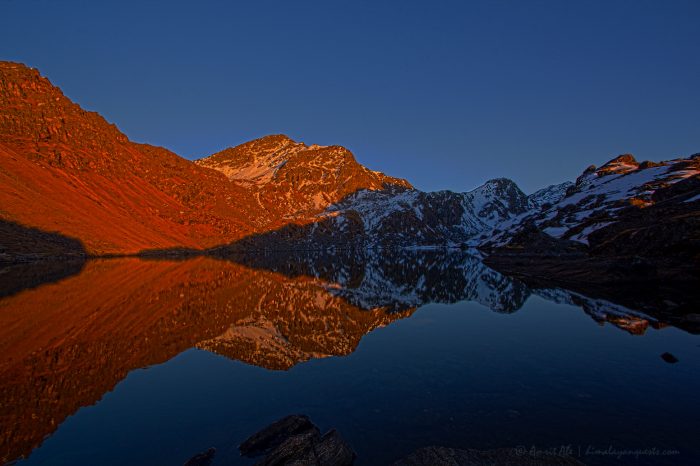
[526,181,574,210]
[0,62,413,257]
[1,61,698,263]
[324,177,532,247]
[488,153,700,246]
[0,62,276,255]
[220,177,535,250]
[196,134,412,219]
[0,62,552,257]
[484,153,700,305]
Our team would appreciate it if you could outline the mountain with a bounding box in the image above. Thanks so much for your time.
[1,62,698,266]
[487,153,700,247]
[196,135,412,219]
[0,62,545,257]
[526,181,574,210]
[0,62,276,256]
[0,63,411,258]
[223,177,531,250]
[484,153,700,303]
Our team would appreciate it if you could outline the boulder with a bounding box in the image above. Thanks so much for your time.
[240,415,355,466]
[240,414,317,456]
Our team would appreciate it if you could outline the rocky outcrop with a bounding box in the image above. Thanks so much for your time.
[239,415,355,466]
[240,415,318,456]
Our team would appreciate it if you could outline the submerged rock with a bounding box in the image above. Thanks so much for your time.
[239,415,355,465]
[661,352,679,364]
[183,447,215,466]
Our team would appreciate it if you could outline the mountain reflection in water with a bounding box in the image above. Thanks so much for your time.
[0,250,688,464]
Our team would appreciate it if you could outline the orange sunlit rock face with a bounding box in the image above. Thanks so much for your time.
[0,257,413,464]
[0,62,411,257]
[196,134,412,218]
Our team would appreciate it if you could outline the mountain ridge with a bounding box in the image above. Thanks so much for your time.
[1,61,698,272]
[196,133,413,218]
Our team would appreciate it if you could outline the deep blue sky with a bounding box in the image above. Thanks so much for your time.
[2,0,699,193]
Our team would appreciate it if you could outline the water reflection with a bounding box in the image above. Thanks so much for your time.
[0,250,687,463]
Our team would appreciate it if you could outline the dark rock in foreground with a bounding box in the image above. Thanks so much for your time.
[183,447,215,466]
[239,415,355,465]
[239,414,318,456]
[661,352,679,364]
[393,446,585,465]
[313,430,357,466]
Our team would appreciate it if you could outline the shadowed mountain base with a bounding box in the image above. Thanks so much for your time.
[0,219,87,263]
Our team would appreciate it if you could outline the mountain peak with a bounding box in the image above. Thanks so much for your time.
[467,177,529,221]
[197,135,412,216]
[473,178,526,200]
[242,133,296,148]
[608,153,637,164]
[596,153,639,176]
[482,177,520,189]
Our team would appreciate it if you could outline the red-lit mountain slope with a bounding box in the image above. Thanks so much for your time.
[196,134,412,219]
[0,62,275,255]
[0,62,415,257]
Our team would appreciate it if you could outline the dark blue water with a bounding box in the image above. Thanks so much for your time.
[2,252,698,465]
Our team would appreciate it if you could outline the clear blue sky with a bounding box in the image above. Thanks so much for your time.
[1,0,698,193]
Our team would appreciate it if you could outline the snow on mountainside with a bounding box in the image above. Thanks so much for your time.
[487,153,700,247]
[221,176,534,251]
[196,135,412,218]
[312,177,530,248]
[527,181,574,210]
[200,138,536,249]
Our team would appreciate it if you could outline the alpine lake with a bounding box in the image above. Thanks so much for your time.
[1,249,698,465]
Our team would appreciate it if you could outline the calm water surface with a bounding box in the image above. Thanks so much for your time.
[1,251,698,465]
